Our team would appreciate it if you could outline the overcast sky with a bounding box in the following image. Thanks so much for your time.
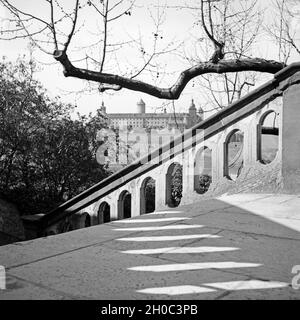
[0,0,299,118]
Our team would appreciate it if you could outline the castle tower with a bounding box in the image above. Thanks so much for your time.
[137,99,146,114]
[188,99,197,118]
[100,101,106,114]
[198,106,204,121]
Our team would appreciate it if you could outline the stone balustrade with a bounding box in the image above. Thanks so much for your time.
[22,63,300,239]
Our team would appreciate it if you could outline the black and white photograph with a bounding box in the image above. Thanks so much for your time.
[0,0,299,311]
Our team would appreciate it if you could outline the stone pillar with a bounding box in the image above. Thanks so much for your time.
[90,204,99,226]
[211,141,219,183]
[181,150,194,204]
[281,74,300,192]
[131,187,141,217]
[243,122,253,167]
[216,135,225,181]
[110,199,118,221]
[155,169,168,211]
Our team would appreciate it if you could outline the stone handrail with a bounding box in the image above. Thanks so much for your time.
[22,62,300,236]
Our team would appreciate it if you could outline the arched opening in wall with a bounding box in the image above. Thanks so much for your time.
[140,177,156,214]
[224,130,244,181]
[258,111,279,164]
[118,190,131,219]
[58,217,73,233]
[194,147,212,194]
[84,214,91,228]
[98,202,111,224]
[165,162,183,207]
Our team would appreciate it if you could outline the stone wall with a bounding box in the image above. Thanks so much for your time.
[0,198,25,245]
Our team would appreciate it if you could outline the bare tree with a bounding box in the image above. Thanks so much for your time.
[0,0,286,101]
[267,0,300,64]
[177,0,263,110]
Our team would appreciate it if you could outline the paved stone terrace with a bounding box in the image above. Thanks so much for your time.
[0,193,300,300]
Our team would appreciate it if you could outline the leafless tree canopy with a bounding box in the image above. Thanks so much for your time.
[267,0,300,64]
[0,0,297,101]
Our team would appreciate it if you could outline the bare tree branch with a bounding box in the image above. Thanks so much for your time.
[49,0,58,50]
[0,0,291,103]
[63,0,80,52]
[53,49,285,99]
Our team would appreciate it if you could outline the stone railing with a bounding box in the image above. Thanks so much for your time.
[22,63,300,239]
